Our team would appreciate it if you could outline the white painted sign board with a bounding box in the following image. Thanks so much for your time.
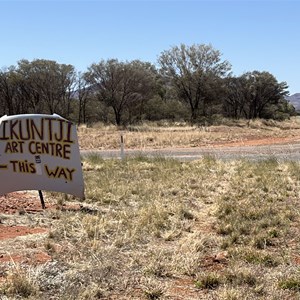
[0,114,84,198]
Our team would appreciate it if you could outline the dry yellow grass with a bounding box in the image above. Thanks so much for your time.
[2,156,300,299]
[2,118,300,299]
[78,118,300,150]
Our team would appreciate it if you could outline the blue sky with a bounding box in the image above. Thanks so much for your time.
[0,0,299,94]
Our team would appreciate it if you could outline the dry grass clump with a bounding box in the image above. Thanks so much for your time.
[2,157,300,299]
[0,266,38,299]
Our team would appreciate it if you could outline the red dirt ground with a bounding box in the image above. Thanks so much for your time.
[0,191,55,214]
[211,135,300,148]
[0,225,47,240]
[0,192,82,273]
[0,191,82,215]
[0,193,53,272]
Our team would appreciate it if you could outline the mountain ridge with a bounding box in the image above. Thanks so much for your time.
[286,93,300,111]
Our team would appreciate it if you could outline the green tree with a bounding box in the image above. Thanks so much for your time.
[85,59,156,125]
[242,71,289,119]
[222,76,248,119]
[75,71,91,124]
[223,71,290,120]
[0,67,23,115]
[17,59,76,117]
[158,43,231,122]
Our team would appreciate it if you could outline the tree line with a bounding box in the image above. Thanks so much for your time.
[0,43,295,126]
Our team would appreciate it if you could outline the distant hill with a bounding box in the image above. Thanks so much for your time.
[286,93,300,111]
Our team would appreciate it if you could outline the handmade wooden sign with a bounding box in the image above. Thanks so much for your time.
[0,114,84,198]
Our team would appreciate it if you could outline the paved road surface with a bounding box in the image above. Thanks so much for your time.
[81,142,300,161]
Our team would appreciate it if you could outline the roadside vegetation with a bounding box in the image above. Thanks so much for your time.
[0,43,296,126]
[78,117,300,150]
[1,155,300,299]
